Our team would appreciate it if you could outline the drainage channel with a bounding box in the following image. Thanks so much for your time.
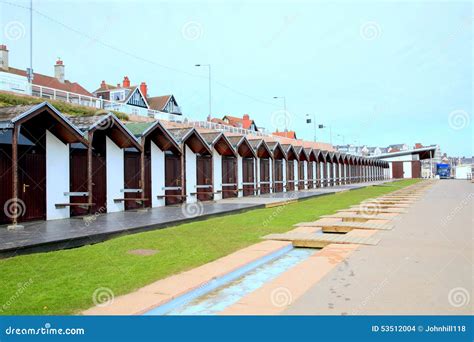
[144,245,317,315]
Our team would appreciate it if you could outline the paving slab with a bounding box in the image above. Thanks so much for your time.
[284,180,473,315]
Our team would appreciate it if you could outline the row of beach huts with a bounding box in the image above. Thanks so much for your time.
[0,102,389,225]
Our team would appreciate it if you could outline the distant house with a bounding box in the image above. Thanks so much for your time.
[272,130,297,139]
[93,76,182,116]
[0,44,92,99]
[210,114,258,132]
[388,143,408,152]
[147,95,181,114]
[367,146,382,156]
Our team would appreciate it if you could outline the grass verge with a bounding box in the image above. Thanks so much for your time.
[0,179,419,315]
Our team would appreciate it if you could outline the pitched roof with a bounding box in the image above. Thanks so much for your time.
[0,104,38,122]
[125,122,155,137]
[199,131,222,145]
[273,131,297,139]
[147,95,172,111]
[5,67,93,97]
[222,115,256,130]
[226,135,245,147]
[67,114,112,131]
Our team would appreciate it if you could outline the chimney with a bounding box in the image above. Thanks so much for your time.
[100,80,106,89]
[54,58,65,83]
[242,114,251,129]
[140,82,147,97]
[0,44,9,71]
[122,76,130,88]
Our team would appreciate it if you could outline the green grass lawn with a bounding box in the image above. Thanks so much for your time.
[0,180,419,315]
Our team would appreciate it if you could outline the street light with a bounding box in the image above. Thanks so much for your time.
[305,114,317,142]
[273,96,287,131]
[195,64,211,120]
[318,124,332,145]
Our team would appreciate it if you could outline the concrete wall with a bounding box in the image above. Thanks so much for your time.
[151,142,165,207]
[255,157,260,195]
[293,160,299,190]
[303,161,308,189]
[106,136,124,213]
[320,163,325,187]
[212,150,222,200]
[46,130,70,220]
[237,155,243,197]
[185,145,197,203]
[269,159,273,193]
[403,161,412,178]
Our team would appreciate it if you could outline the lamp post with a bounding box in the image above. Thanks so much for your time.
[273,96,287,131]
[318,124,332,145]
[306,114,317,141]
[337,134,345,145]
[195,64,211,120]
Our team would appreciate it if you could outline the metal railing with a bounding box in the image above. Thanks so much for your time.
[1,74,292,139]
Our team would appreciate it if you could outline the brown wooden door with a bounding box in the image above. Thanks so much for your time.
[298,161,305,189]
[316,162,321,187]
[18,146,46,221]
[260,158,270,194]
[329,162,334,186]
[165,154,182,205]
[242,158,254,196]
[273,159,283,192]
[287,160,295,191]
[307,162,313,189]
[197,155,213,201]
[222,157,237,199]
[124,151,142,210]
[411,161,421,178]
[392,161,404,179]
[70,147,89,216]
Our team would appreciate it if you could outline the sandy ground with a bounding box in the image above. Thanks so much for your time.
[284,180,473,315]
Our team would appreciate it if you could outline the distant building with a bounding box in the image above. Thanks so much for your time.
[210,114,259,132]
[387,143,409,153]
[93,77,182,117]
[0,44,93,99]
[272,130,297,139]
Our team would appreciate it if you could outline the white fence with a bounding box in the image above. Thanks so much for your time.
[1,73,277,138]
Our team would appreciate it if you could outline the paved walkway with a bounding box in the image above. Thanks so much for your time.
[0,180,389,256]
[284,180,473,315]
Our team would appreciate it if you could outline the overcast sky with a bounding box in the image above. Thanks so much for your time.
[1,0,472,156]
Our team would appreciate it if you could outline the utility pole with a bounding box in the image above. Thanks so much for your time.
[27,0,34,91]
[195,64,211,119]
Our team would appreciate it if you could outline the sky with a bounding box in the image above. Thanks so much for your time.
[0,0,472,156]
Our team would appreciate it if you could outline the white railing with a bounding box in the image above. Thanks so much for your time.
[0,74,294,140]
[189,120,271,138]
